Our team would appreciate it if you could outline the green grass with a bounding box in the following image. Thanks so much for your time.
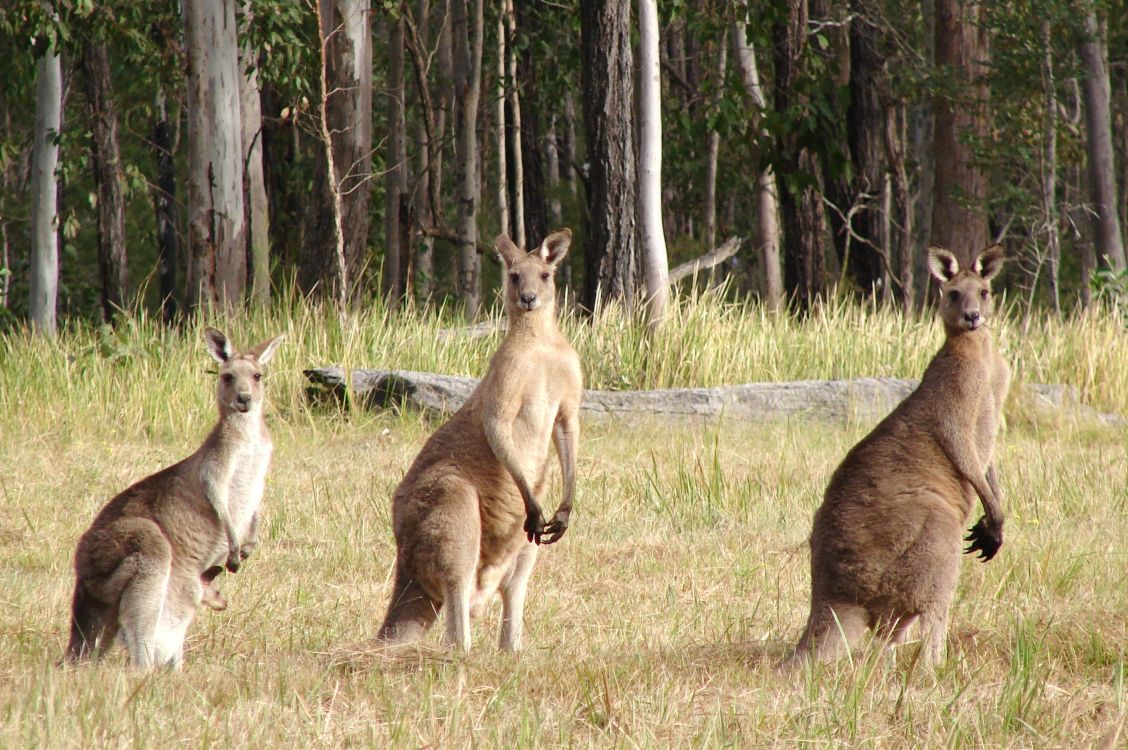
[0,295,1125,747]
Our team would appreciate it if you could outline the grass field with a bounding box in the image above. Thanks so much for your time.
[0,296,1125,748]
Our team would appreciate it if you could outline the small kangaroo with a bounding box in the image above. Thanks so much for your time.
[66,328,283,669]
[785,244,1009,667]
[376,229,582,652]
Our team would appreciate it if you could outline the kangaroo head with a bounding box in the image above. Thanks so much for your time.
[204,328,285,416]
[928,244,1005,334]
[496,229,571,315]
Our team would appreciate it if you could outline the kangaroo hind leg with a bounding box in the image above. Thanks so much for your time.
[498,544,538,652]
[376,565,441,646]
[115,529,174,670]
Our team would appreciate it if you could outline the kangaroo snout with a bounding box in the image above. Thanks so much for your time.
[234,392,252,412]
[963,310,981,328]
[519,291,538,309]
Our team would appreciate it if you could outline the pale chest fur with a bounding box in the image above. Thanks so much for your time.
[198,420,273,544]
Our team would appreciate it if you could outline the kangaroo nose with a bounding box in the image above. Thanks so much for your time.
[964,311,981,324]
[235,393,251,409]
[519,292,537,305]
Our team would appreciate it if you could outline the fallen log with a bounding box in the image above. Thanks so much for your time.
[304,366,1124,425]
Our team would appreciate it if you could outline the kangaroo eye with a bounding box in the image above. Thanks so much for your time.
[947,291,960,303]
[980,289,989,300]
[253,373,262,382]
[509,273,520,285]
[221,373,234,385]
[541,272,550,281]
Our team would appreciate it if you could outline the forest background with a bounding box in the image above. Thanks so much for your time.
[2,0,1128,327]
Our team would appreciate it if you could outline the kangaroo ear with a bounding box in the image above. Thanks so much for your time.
[538,228,572,266]
[927,246,960,282]
[495,234,524,268]
[972,244,1005,281]
[247,334,285,365]
[204,328,232,363]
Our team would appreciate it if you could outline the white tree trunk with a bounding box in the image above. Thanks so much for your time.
[637,0,668,326]
[1041,18,1061,313]
[29,42,62,335]
[184,0,247,313]
[731,16,784,311]
[240,1,271,306]
[704,40,727,256]
[1078,8,1126,272]
[384,12,408,301]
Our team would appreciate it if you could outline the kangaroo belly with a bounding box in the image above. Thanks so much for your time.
[226,445,272,543]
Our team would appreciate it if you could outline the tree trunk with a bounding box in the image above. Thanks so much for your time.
[838,10,886,293]
[1040,18,1061,313]
[883,102,914,313]
[299,0,373,303]
[773,0,828,310]
[911,0,936,300]
[580,0,638,312]
[413,0,450,302]
[931,0,990,267]
[240,2,271,306]
[638,0,668,326]
[82,41,129,323]
[452,0,484,314]
[731,15,783,310]
[496,10,510,240]
[514,0,548,248]
[29,38,62,335]
[384,10,408,302]
[703,38,726,257]
[184,0,247,313]
[1078,7,1126,272]
[503,0,526,247]
[152,88,180,322]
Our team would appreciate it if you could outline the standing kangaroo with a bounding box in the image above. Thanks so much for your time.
[786,244,1009,667]
[66,328,284,669]
[376,229,582,652]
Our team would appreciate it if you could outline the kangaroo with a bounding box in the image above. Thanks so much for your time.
[65,328,283,669]
[785,244,1009,667]
[375,229,582,652]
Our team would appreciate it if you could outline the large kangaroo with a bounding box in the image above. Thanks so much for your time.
[786,244,1009,667]
[376,229,582,652]
[66,328,284,669]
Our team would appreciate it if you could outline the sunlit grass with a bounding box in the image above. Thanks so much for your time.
[0,294,1124,747]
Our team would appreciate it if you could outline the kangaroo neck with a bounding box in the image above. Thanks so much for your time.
[214,409,267,443]
[506,305,556,338]
[942,325,991,357]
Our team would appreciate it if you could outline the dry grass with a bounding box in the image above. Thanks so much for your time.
[0,296,1125,747]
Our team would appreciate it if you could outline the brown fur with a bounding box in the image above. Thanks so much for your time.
[786,244,1009,667]
[376,229,582,652]
[65,328,283,669]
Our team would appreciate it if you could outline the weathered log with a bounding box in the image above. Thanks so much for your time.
[304,366,1124,425]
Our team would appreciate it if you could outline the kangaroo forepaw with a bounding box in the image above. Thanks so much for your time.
[524,508,547,544]
[964,516,1003,561]
[538,509,571,545]
[225,548,242,573]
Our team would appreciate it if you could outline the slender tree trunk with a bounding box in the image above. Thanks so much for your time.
[453,0,484,314]
[1078,7,1126,272]
[240,2,271,306]
[184,0,247,313]
[29,37,62,335]
[384,10,408,301]
[703,38,726,256]
[580,0,638,311]
[496,11,510,239]
[883,102,914,312]
[931,0,990,267]
[1041,18,1061,313]
[731,16,783,310]
[413,0,444,302]
[81,40,129,323]
[546,115,562,227]
[514,0,547,248]
[300,0,373,303]
[504,0,525,247]
[152,88,179,322]
[911,0,936,300]
[638,0,668,326]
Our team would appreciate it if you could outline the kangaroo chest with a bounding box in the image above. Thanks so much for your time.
[225,441,272,539]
